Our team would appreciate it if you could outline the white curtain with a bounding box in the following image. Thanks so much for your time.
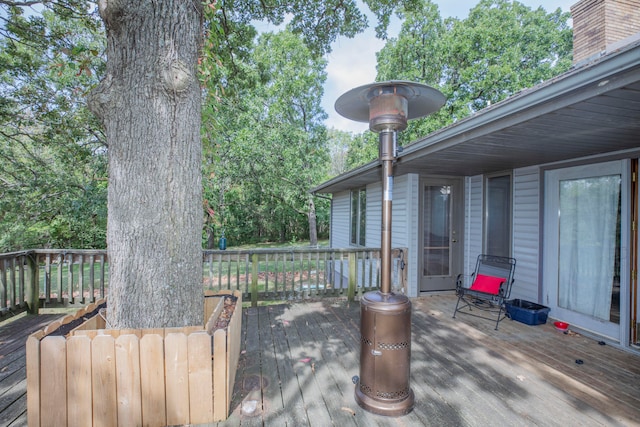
[558,175,620,321]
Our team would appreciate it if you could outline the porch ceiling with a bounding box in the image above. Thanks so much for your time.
[314,39,640,194]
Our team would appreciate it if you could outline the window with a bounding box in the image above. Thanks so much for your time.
[484,173,512,257]
[350,188,366,246]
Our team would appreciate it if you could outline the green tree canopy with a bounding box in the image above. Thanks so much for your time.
[345,0,573,166]
[203,30,330,246]
[0,0,427,252]
[0,8,106,250]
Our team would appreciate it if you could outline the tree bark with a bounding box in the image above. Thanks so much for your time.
[206,228,216,250]
[308,196,318,247]
[88,0,203,328]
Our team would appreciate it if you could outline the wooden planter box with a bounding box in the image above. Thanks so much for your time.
[26,290,242,426]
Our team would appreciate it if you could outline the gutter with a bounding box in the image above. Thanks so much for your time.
[311,159,380,194]
[399,38,640,163]
[314,39,640,194]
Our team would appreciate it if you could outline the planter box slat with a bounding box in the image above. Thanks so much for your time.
[26,335,41,427]
[188,332,215,423]
[67,336,92,427]
[206,301,226,334]
[140,334,166,427]
[74,315,102,331]
[165,332,190,425]
[27,290,242,426]
[115,334,143,426]
[91,335,117,426]
[213,328,228,421]
[40,336,67,427]
[227,301,242,406]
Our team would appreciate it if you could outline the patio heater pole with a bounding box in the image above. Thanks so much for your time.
[379,129,394,295]
[335,81,445,417]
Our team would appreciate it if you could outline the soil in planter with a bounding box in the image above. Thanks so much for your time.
[47,295,237,336]
[47,302,107,337]
[212,295,238,331]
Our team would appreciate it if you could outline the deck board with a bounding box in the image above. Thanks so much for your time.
[222,295,640,427]
[2,296,640,426]
[266,306,309,426]
[291,305,356,427]
[0,314,62,427]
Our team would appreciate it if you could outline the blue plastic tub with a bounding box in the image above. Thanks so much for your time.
[505,299,550,325]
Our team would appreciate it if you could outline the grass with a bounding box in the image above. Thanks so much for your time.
[10,240,341,305]
[39,262,109,296]
[227,239,329,250]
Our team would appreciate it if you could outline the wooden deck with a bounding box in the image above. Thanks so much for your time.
[1,295,639,426]
[0,313,63,426]
[226,295,640,427]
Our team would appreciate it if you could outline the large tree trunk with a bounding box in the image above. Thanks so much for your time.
[88,1,203,328]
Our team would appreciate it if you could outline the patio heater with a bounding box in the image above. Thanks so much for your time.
[335,81,445,416]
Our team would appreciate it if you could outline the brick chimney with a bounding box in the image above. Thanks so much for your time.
[571,0,640,63]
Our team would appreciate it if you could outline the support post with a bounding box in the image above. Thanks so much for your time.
[26,253,40,314]
[251,254,258,307]
[348,252,357,302]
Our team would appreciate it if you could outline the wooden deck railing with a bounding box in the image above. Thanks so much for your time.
[0,247,408,315]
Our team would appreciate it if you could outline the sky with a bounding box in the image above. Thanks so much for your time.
[322,0,577,133]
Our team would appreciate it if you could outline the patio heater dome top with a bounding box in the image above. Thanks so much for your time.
[334,80,445,132]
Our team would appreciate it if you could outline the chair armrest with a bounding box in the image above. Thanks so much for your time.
[455,273,475,291]
[498,278,515,299]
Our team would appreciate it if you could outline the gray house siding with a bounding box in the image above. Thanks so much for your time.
[403,174,420,297]
[390,175,409,249]
[462,170,541,302]
[366,181,381,247]
[463,175,484,278]
[327,181,411,291]
[330,190,351,248]
[511,166,541,302]
[332,168,543,301]
[388,174,420,296]
[365,175,419,296]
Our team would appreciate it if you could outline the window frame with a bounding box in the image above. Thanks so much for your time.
[483,171,513,257]
[350,187,366,247]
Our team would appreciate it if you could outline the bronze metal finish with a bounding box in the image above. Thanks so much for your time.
[334,80,445,132]
[335,81,445,417]
[355,291,414,416]
[379,130,394,295]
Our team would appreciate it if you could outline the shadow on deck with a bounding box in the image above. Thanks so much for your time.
[226,294,640,426]
[1,295,639,426]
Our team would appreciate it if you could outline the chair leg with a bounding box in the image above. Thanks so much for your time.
[453,295,463,318]
[494,304,503,330]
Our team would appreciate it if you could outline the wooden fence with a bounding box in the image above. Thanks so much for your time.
[1,247,408,315]
[26,290,243,426]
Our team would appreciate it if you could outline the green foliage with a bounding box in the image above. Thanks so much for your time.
[0,0,378,251]
[198,0,407,247]
[326,129,354,177]
[343,0,574,166]
[341,132,378,171]
[0,0,440,250]
[202,30,331,246]
[0,8,107,251]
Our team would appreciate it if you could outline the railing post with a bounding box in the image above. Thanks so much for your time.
[348,252,357,302]
[251,253,258,307]
[26,253,40,315]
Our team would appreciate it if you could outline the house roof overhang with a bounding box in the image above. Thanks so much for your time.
[313,38,640,194]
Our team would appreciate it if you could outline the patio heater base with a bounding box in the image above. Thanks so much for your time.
[355,381,415,417]
[355,291,414,417]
